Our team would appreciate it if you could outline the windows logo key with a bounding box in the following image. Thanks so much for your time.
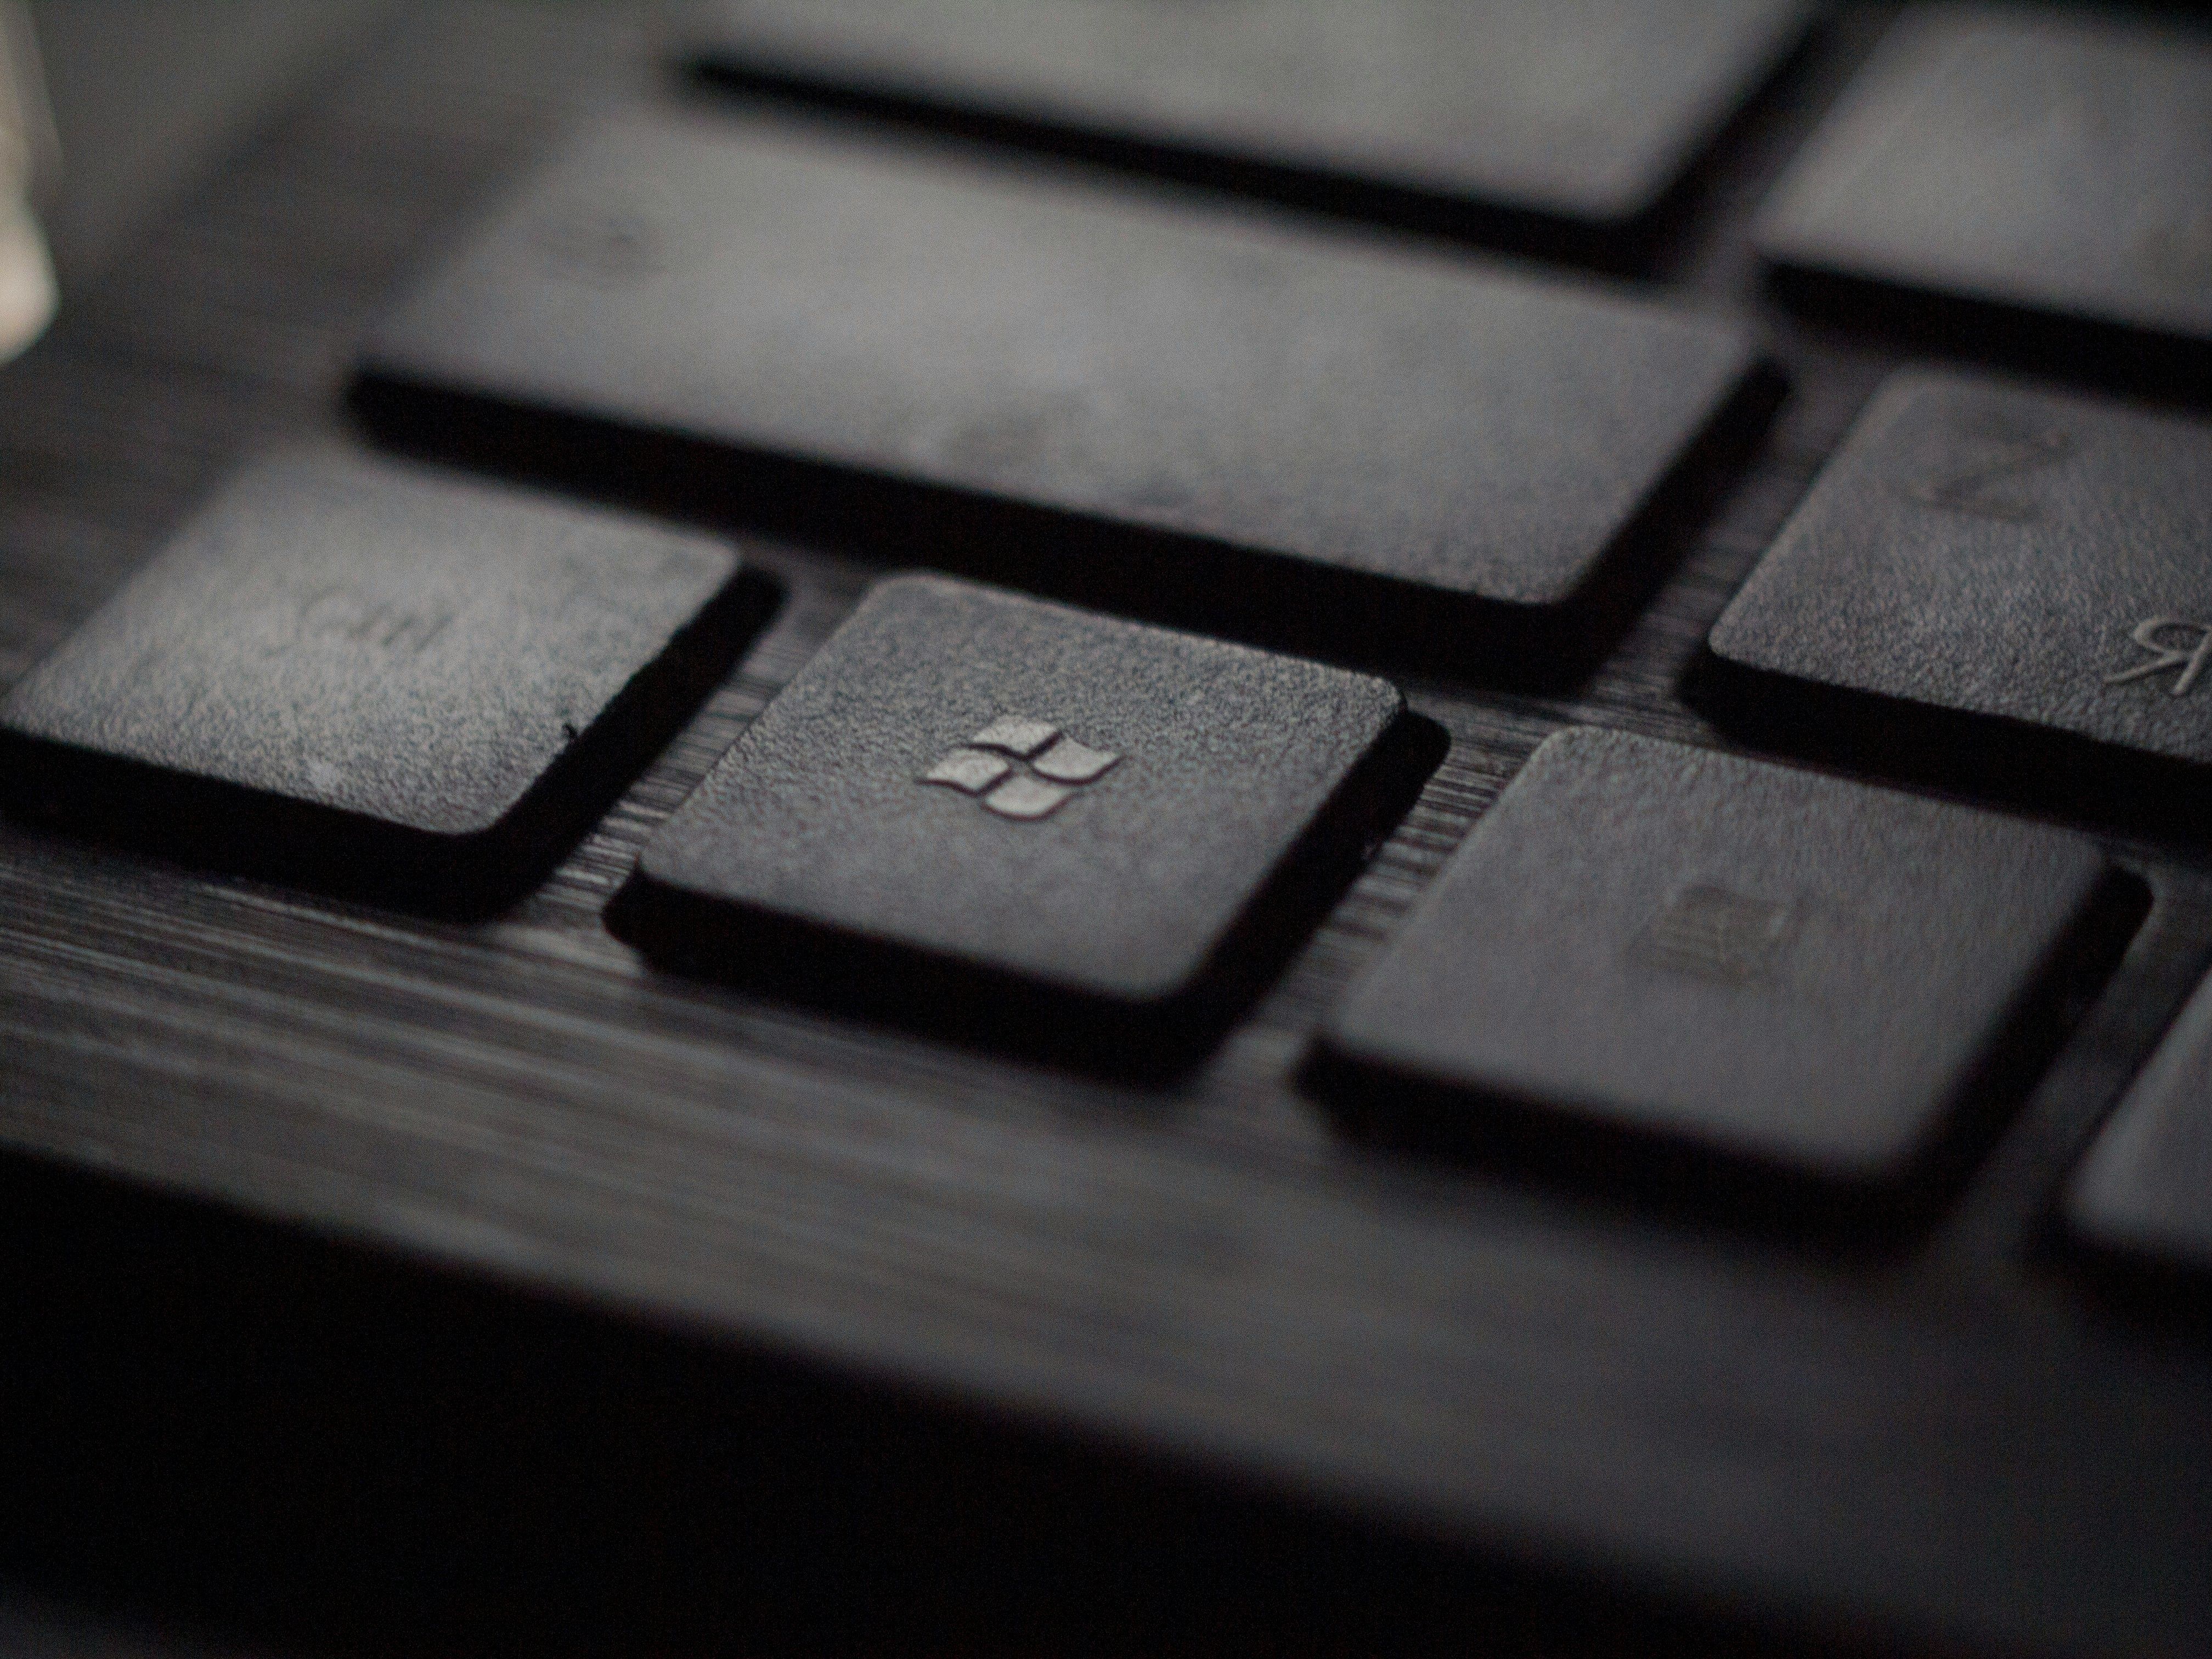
[919,715,1121,820]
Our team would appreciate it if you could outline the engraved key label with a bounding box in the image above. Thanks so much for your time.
[1900,422,2073,524]
[2107,618,2212,697]
[919,714,1121,821]
[1633,883,1793,985]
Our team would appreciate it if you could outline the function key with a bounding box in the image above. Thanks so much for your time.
[357,110,1771,679]
[686,0,1815,263]
[1308,728,2139,1219]
[1757,8,2212,397]
[614,574,1441,1073]
[1701,370,2212,839]
[0,448,769,913]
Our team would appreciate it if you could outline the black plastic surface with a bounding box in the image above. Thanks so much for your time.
[2069,968,2212,1279]
[685,0,1815,263]
[0,447,766,912]
[7,5,2212,1657]
[619,574,1438,1071]
[1701,369,2212,838]
[355,108,1768,675]
[1756,6,2212,397]
[1310,726,2135,1216]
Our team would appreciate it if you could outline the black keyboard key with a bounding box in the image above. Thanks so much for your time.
[1308,727,2138,1215]
[1756,8,2212,394]
[685,0,1814,262]
[614,574,1440,1072]
[356,111,1770,674]
[2068,972,2212,1280]
[0,448,768,913]
[1700,370,2212,837]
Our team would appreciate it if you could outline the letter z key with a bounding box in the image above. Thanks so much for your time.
[1701,370,2212,840]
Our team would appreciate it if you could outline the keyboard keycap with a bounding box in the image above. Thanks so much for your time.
[686,0,1814,262]
[2068,971,2212,1280]
[0,448,767,912]
[615,574,1440,1071]
[1756,8,2212,391]
[357,111,1770,674]
[1308,727,2137,1212]
[1701,370,2212,837]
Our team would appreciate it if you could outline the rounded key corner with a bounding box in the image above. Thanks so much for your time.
[1744,198,1822,270]
[320,785,535,874]
[1351,671,1414,727]
[1697,605,1766,670]
[399,777,571,847]
[2057,1142,2129,1239]
[973,935,1204,1015]
[1532,155,1689,239]
[605,848,741,955]
[1705,306,1775,364]
[1734,336,1791,399]
[395,802,515,848]
[1522,723,1645,768]
[860,569,973,607]
[0,684,59,744]
[1476,565,1594,615]
[2057,1189,2212,1294]
[673,531,748,584]
[627,834,715,900]
[1859,363,1966,408]
[1300,1013,1394,1089]
[1615,295,1763,370]
[1096,956,1211,1016]
[2064,854,2153,967]
[1295,1028,1478,1149]
[1776,1118,1933,1194]
[1697,553,1830,678]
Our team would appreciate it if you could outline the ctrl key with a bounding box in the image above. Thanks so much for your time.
[1308,729,2145,1223]
[0,448,771,913]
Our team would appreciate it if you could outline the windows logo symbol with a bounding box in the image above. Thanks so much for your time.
[918,714,1121,821]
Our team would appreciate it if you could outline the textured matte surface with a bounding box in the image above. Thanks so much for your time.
[686,0,1813,234]
[627,574,1420,1034]
[1703,370,2212,827]
[7,6,2212,1658]
[1757,7,2212,354]
[2069,969,2212,1275]
[1313,727,2121,1189]
[0,446,751,900]
[358,108,1763,624]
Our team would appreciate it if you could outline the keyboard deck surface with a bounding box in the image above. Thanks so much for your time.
[3,4,2211,1655]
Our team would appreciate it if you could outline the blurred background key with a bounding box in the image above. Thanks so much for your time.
[0,1,57,364]
[684,0,1816,266]
[14,1,387,294]
[2070,968,2212,1283]
[1757,5,2212,399]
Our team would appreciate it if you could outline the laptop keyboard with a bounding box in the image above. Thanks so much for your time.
[4,2,2212,1653]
